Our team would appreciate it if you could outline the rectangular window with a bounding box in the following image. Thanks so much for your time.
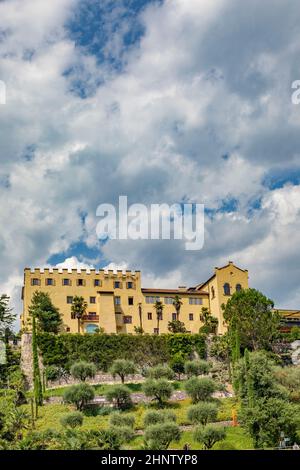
[46,278,54,286]
[128,297,134,306]
[154,328,159,334]
[63,278,71,286]
[147,312,152,320]
[89,312,96,316]
[172,313,177,321]
[189,313,194,321]
[67,296,73,304]
[115,296,121,305]
[66,327,70,332]
[90,296,96,304]
[77,279,84,286]
[146,296,160,304]
[31,278,40,286]
[114,281,121,288]
[94,279,101,287]
[127,281,133,289]
[164,297,174,304]
[123,316,132,324]
[189,297,203,305]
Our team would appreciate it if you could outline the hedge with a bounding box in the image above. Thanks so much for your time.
[37,333,206,371]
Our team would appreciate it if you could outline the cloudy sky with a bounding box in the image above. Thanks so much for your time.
[1,0,300,321]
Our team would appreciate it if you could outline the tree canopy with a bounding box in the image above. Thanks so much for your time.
[29,292,62,334]
[222,288,280,351]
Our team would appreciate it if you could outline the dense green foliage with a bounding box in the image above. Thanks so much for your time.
[28,292,62,334]
[144,422,181,450]
[143,410,176,427]
[237,351,300,448]
[167,320,187,333]
[194,425,226,449]
[187,402,218,425]
[109,412,135,428]
[37,333,206,371]
[222,288,280,351]
[240,398,298,448]
[185,377,216,403]
[146,364,174,380]
[60,411,83,429]
[184,360,211,378]
[169,353,185,379]
[0,294,15,337]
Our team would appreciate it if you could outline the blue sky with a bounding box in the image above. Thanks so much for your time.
[1,0,300,319]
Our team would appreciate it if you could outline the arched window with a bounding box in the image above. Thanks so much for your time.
[85,324,98,334]
[236,283,242,292]
[223,283,231,296]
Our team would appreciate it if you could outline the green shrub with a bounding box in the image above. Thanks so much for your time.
[194,425,226,449]
[105,385,133,410]
[109,425,135,443]
[45,365,61,382]
[109,412,135,428]
[184,360,211,378]
[169,353,185,379]
[37,333,206,370]
[70,361,97,382]
[146,364,174,380]
[144,410,176,427]
[63,383,95,410]
[185,377,216,403]
[60,411,84,429]
[187,402,218,425]
[144,422,181,450]
[142,379,173,406]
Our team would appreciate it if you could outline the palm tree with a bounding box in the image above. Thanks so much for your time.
[8,408,30,440]
[154,300,164,335]
[71,296,88,333]
[138,302,143,331]
[173,295,183,321]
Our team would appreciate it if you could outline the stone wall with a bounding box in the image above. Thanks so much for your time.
[20,333,44,390]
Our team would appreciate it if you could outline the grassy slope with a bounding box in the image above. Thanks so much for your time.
[21,397,253,450]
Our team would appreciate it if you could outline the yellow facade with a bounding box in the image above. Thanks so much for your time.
[21,262,249,335]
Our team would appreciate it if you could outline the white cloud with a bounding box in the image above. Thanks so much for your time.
[1,0,300,322]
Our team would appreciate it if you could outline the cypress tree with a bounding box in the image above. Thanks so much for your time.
[32,313,43,407]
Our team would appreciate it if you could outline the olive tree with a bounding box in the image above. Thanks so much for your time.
[142,379,173,406]
[144,410,176,427]
[146,364,174,380]
[144,422,181,450]
[63,383,95,411]
[187,402,218,426]
[194,425,226,450]
[109,413,135,428]
[105,385,133,410]
[109,359,136,384]
[70,361,97,382]
[185,377,216,403]
[184,360,211,378]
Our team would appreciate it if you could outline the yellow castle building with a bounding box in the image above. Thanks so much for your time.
[21,261,249,335]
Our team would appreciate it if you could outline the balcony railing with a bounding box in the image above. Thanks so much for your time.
[82,315,99,322]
